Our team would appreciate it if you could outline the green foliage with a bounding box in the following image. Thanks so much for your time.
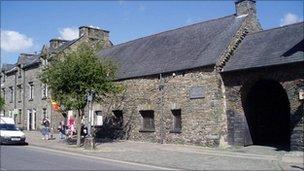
[40,43,120,110]
[0,96,5,110]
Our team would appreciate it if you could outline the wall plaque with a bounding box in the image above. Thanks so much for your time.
[189,86,205,99]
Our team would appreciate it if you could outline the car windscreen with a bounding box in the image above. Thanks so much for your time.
[0,124,19,131]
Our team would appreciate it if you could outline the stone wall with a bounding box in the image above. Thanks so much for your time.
[94,66,227,147]
[23,64,52,131]
[221,63,304,151]
[1,71,17,118]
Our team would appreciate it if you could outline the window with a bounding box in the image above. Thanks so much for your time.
[113,110,123,129]
[14,113,18,124]
[170,109,182,133]
[41,84,48,99]
[1,88,5,101]
[9,87,13,103]
[139,110,155,132]
[43,108,47,118]
[18,109,22,124]
[17,85,22,102]
[29,82,34,101]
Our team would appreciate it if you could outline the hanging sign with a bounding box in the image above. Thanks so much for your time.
[52,101,60,111]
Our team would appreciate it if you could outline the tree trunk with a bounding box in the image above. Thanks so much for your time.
[76,109,82,147]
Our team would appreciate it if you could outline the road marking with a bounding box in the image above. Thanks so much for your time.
[26,146,176,170]
[0,168,7,171]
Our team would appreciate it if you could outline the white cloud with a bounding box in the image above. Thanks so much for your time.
[1,30,33,52]
[59,27,79,40]
[280,13,302,26]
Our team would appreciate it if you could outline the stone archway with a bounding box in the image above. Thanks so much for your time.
[243,79,290,150]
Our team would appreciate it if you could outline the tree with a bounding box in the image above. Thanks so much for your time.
[0,96,5,110]
[40,43,120,146]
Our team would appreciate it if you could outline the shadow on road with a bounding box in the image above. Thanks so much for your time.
[0,142,29,146]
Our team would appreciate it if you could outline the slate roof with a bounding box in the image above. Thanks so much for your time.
[17,53,38,65]
[222,22,304,72]
[1,64,15,72]
[22,55,41,68]
[97,14,246,79]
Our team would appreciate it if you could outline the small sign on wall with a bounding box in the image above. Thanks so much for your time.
[299,88,304,100]
[95,111,103,126]
[96,115,103,126]
[189,86,205,99]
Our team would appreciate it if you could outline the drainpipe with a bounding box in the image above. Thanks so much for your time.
[159,74,165,144]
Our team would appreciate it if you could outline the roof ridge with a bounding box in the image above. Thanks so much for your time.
[247,21,304,36]
[105,14,236,49]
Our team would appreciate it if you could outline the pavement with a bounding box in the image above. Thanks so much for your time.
[22,131,304,170]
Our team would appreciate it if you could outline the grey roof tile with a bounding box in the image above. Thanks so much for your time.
[97,14,245,79]
[22,54,41,69]
[17,53,38,65]
[1,64,15,72]
[222,22,304,72]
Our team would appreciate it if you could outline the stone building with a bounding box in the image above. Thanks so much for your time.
[1,26,111,131]
[0,0,303,151]
[94,0,303,151]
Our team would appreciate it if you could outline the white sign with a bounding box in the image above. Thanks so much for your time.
[96,115,103,126]
[299,89,304,100]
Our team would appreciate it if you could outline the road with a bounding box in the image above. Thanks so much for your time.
[0,145,171,170]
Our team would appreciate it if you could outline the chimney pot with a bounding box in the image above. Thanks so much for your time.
[235,0,257,16]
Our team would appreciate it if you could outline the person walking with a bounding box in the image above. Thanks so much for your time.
[57,121,66,140]
[42,117,50,140]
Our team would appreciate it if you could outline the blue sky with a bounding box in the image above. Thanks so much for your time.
[1,0,303,65]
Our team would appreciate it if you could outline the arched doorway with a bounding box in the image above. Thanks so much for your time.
[243,80,290,149]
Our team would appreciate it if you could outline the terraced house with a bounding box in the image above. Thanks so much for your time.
[1,0,303,151]
[1,26,111,131]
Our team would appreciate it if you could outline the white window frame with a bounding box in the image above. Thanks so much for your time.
[41,84,48,99]
[29,82,34,100]
[17,85,22,102]
[9,86,14,103]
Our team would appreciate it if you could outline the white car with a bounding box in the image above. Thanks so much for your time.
[0,117,26,145]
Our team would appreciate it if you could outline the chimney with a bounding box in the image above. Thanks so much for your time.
[235,0,257,16]
[78,26,109,40]
[49,39,69,49]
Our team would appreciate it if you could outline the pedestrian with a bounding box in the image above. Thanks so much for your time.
[42,117,50,140]
[57,121,66,140]
[67,115,76,137]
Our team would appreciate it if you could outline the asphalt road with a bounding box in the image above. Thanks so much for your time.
[0,145,170,170]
